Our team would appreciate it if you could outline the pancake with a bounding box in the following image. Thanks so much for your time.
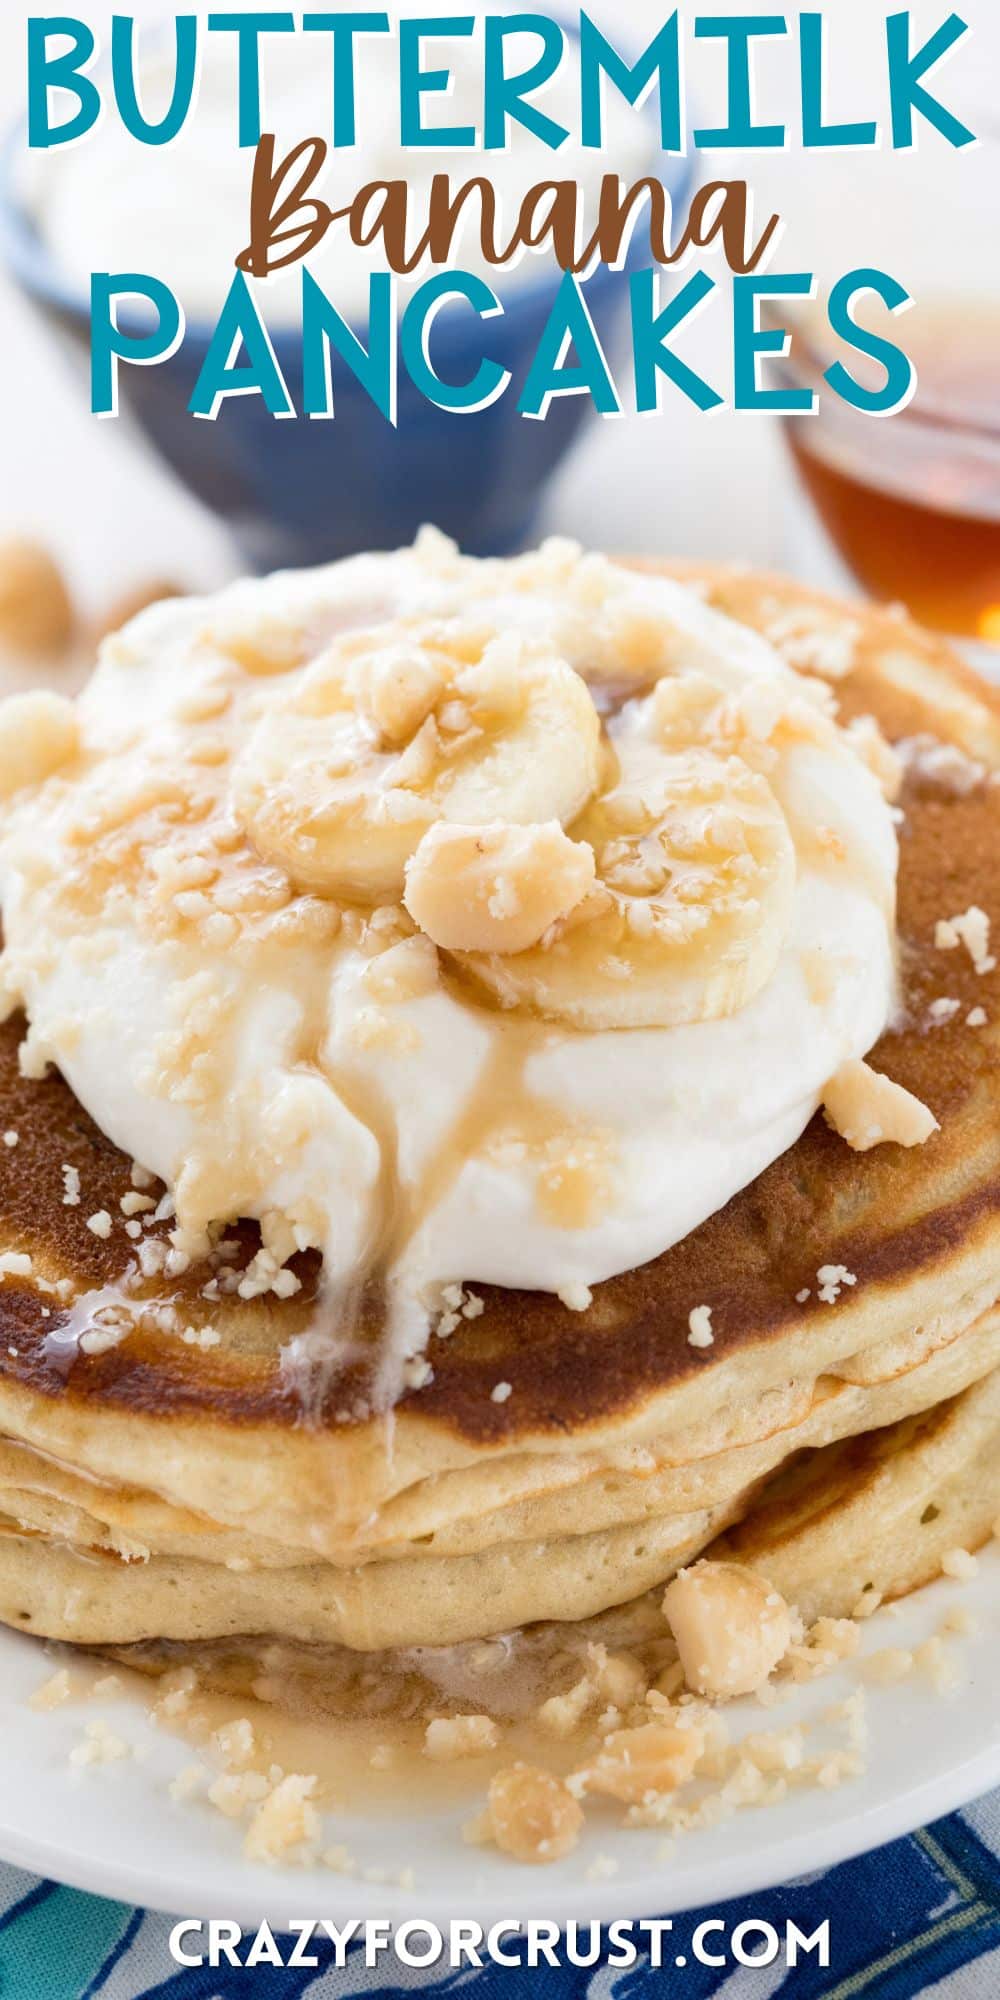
[0,565,997,1649]
[0,1364,995,1656]
[0,1357,997,1653]
[713,1361,1000,1622]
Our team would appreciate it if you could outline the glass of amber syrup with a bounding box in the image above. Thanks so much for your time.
[777,298,1000,655]
[749,55,1000,671]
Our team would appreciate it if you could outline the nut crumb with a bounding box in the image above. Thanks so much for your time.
[0,1252,33,1281]
[941,1605,977,1638]
[865,1647,914,1685]
[424,1715,499,1761]
[822,1059,937,1152]
[586,1853,620,1881]
[402,1354,433,1391]
[169,1763,208,1802]
[940,1547,978,1581]
[935,905,995,976]
[914,1635,962,1695]
[664,1563,793,1698]
[208,1770,271,1819]
[578,1718,705,1805]
[69,1720,130,1767]
[30,1669,71,1711]
[212,1718,257,1769]
[928,997,961,1025]
[687,1305,714,1348]
[816,1264,857,1305]
[120,1190,154,1217]
[485,1764,584,1865]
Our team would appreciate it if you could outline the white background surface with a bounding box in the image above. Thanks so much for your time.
[4,0,993,608]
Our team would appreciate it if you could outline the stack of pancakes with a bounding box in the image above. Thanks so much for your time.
[0,568,997,1657]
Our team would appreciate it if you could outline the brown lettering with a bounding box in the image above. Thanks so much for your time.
[236,134,333,277]
[348,181,408,266]
[414,176,502,272]
[577,176,675,272]
[677,181,780,276]
[500,182,579,268]
[236,139,782,288]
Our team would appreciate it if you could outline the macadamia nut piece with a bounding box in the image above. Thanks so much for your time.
[663,1561,793,1698]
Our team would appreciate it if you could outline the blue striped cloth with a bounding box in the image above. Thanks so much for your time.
[0,1794,997,1997]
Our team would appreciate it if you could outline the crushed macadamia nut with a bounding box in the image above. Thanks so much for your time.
[243,1773,321,1863]
[941,1547,978,1580]
[687,1304,714,1348]
[764,609,860,681]
[352,639,448,745]
[207,1771,269,1820]
[817,1263,857,1305]
[212,1717,257,1769]
[588,1644,648,1709]
[822,1059,938,1151]
[30,1668,71,1711]
[0,1252,33,1281]
[865,1647,914,1686]
[844,715,903,801]
[424,1714,499,1761]
[783,1617,860,1682]
[536,1644,647,1738]
[578,1717,705,1805]
[663,1562,793,1698]
[928,996,961,1025]
[485,1764,584,1865]
[914,1635,962,1694]
[558,1281,592,1312]
[169,1762,209,1803]
[404,819,596,954]
[535,1673,595,1739]
[935,905,995,975]
[69,1719,131,1767]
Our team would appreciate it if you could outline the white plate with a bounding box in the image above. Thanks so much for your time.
[0,1555,997,1931]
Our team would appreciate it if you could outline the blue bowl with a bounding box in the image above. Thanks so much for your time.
[1,130,690,569]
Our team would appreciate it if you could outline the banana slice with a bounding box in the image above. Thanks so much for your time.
[231,624,602,904]
[455,745,796,1030]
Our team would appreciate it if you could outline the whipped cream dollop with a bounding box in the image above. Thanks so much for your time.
[0,535,899,1393]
